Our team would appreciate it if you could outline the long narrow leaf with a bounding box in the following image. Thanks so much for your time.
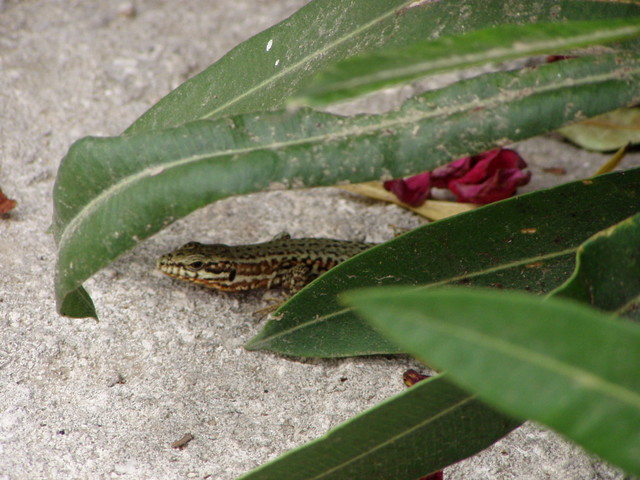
[553,212,640,317]
[236,374,518,480]
[53,53,640,318]
[296,18,640,106]
[246,168,640,357]
[125,0,640,133]
[345,288,640,475]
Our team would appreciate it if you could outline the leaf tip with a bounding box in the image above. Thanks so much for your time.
[57,286,99,320]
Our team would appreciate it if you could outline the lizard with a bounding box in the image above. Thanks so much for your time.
[157,233,374,296]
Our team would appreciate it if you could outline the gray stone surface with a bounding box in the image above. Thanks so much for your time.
[0,1,636,478]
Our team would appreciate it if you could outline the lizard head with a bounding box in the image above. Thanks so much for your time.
[157,241,239,290]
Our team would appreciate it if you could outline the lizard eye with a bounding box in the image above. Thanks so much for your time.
[189,261,204,270]
[228,269,237,282]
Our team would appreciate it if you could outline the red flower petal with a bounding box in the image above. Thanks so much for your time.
[445,149,530,204]
[546,55,578,63]
[384,148,530,206]
[0,189,17,218]
[383,172,432,206]
[402,369,431,387]
[450,167,531,204]
[465,149,524,180]
[430,156,473,188]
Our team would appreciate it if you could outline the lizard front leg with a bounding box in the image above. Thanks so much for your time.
[255,263,312,318]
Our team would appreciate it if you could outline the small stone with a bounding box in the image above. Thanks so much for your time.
[117,2,137,18]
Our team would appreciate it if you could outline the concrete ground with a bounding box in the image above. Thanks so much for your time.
[1,1,637,479]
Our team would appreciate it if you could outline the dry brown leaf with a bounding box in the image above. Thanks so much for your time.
[340,182,476,221]
[0,188,17,218]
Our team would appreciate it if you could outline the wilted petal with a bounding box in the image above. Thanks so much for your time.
[402,369,431,387]
[450,167,531,204]
[430,156,473,188]
[0,188,17,218]
[383,172,432,206]
[384,148,529,206]
[546,55,578,63]
[443,149,529,204]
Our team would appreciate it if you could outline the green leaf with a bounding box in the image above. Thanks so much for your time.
[246,169,640,357]
[236,374,518,480]
[125,0,640,133]
[345,287,640,475]
[553,212,640,317]
[558,107,640,151]
[57,285,97,320]
[53,53,640,318]
[295,18,640,106]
